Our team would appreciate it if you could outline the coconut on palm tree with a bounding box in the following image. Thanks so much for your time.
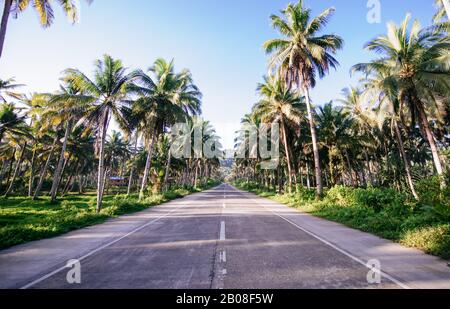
[263,0,344,197]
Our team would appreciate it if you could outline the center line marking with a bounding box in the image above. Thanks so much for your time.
[223,203,226,209]
[220,221,226,241]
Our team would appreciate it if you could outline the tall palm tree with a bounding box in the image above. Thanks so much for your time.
[263,0,344,197]
[254,76,303,193]
[131,58,201,200]
[63,54,135,212]
[354,69,421,199]
[47,82,84,202]
[353,14,449,186]
[0,0,93,59]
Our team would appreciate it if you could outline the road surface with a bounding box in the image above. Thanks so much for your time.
[1,184,450,289]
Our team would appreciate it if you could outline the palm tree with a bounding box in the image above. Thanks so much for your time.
[353,69,421,199]
[0,77,23,102]
[47,82,84,202]
[0,0,93,59]
[263,0,344,197]
[353,14,449,186]
[131,58,201,200]
[254,76,303,193]
[63,54,135,212]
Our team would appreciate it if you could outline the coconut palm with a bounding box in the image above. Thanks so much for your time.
[263,0,344,197]
[46,82,86,202]
[131,58,201,200]
[253,76,303,193]
[63,54,135,212]
[0,0,93,59]
[353,14,450,186]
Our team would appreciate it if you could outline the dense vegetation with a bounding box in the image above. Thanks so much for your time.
[235,179,450,259]
[231,1,449,258]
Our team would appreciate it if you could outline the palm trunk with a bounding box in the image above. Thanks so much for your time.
[4,143,26,196]
[127,132,138,196]
[364,151,373,186]
[33,135,58,200]
[306,162,311,189]
[0,0,12,60]
[57,153,72,195]
[96,111,109,213]
[416,98,445,188]
[281,118,293,193]
[28,148,36,197]
[303,87,323,197]
[163,149,172,191]
[3,148,15,187]
[139,128,157,201]
[50,120,72,202]
[345,150,355,187]
[393,119,419,200]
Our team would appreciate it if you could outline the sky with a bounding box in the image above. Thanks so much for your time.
[0,0,436,149]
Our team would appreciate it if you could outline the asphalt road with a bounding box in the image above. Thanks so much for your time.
[21,183,402,289]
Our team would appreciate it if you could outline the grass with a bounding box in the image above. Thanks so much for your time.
[0,180,220,250]
[234,180,450,260]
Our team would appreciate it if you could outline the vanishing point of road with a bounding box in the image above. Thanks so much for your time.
[1,184,450,289]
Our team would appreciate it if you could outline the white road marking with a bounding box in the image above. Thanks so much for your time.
[229,186,411,290]
[20,196,203,289]
[220,251,227,263]
[220,221,226,241]
[223,203,226,209]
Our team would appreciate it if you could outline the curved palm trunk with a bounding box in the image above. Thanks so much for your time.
[96,111,109,213]
[127,132,139,196]
[303,87,323,197]
[139,128,157,201]
[0,0,12,60]
[393,119,419,200]
[4,143,26,196]
[415,95,445,188]
[280,118,293,193]
[50,120,72,202]
[33,136,58,200]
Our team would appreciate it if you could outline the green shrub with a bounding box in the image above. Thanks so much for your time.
[324,186,356,206]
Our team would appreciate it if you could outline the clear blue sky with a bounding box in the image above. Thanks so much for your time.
[0,0,436,148]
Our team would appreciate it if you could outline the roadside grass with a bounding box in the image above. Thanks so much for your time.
[0,180,220,250]
[234,179,450,260]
